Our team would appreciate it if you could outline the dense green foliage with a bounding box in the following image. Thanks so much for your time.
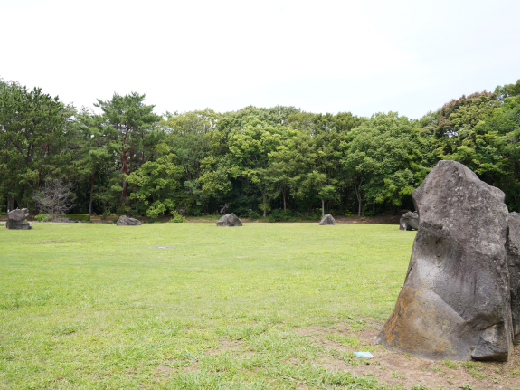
[1,78,519,217]
[63,214,90,222]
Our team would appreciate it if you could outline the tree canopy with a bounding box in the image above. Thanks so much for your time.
[1,78,519,218]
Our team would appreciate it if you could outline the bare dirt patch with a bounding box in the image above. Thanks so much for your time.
[156,358,199,380]
[35,238,90,244]
[157,364,172,373]
[206,339,243,355]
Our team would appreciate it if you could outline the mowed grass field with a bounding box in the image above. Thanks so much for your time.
[0,223,414,389]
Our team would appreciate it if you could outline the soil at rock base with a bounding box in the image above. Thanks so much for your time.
[295,320,520,390]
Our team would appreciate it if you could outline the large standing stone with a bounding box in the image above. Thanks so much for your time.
[116,215,141,226]
[399,211,419,231]
[319,214,336,225]
[508,212,520,346]
[376,160,515,361]
[216,213,242,227]
[6,208,32,230]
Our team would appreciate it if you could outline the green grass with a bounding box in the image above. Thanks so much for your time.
[0,223,413,389]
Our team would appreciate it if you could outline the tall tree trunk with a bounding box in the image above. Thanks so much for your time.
[283,190,287,211]
[7,195,14,212]
[262,192,267,217]
[89,172,95,215]
[121,147,127,202]
[354,184,362,217]
[23,184,27,208]
[121,124,128,203]
[321,198,325,217]
[130,151,136,205]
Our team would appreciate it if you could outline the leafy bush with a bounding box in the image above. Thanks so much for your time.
[189,206,203,217]
[64,214,90,222]
[170,211,186,223]
[116,204,131,216]
[267,209,324,222]
[247,209,260,220]
[145,201,166,220]
[34,214,51,222]
[269,209,293,222]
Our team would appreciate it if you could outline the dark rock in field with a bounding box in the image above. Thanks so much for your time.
[216,213,242,227]
[319,214,336,225]
[376,160,516,361]
[399,211,419,231]
[508,212,520,345]
[116,215,141,226]
[6,208,32,230]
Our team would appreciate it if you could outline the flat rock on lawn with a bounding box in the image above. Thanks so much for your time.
[319,214,336,225]
[399,211,419,231]
[216,213,242,227]
[116,215,141,226]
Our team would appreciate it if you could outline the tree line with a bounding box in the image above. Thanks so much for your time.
[1,78,519,219]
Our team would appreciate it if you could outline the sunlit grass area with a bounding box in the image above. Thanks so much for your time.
[0,223,414,389]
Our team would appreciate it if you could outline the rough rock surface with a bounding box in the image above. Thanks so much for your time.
[508,212,520,345]
[376,160,515,361]
[319,214,336,225]
[116,215,141,226]
[216,213,242,227]
[399,211,419,231]
[6,208,32,230]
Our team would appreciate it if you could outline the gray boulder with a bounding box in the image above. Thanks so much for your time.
[216,213,242,227]
[6,208,32,230]
[116,215,141,226]
[376,160,515,361]
[508,212,520,346]
[319,214,336,225]
[399,211,419,230]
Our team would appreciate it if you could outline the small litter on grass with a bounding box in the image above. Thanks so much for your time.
[150,246,175,249]
[354,352,374,358]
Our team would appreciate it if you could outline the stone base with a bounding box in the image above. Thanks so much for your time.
[6,221,32,230]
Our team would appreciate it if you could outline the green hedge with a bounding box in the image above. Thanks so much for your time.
[35,214,51,222]
[64,214,90,222]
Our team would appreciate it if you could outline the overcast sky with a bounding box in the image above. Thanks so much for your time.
[2,0,519,119]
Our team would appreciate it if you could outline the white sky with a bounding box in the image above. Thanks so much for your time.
[2,0,519,119]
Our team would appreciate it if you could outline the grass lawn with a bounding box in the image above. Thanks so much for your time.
[0,223,414,389]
